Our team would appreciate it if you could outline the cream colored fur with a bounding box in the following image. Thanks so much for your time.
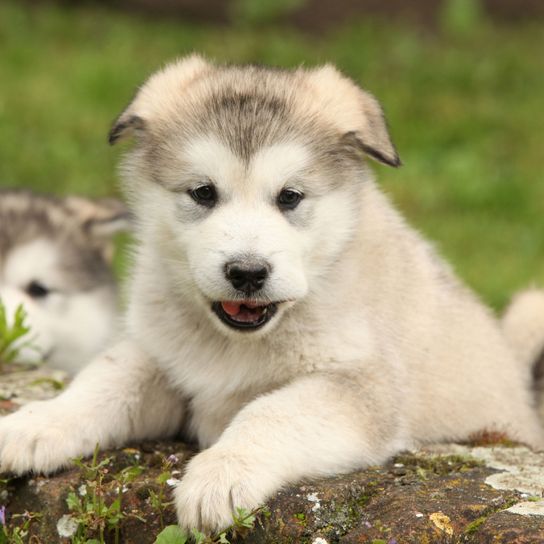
[0,56,542,533]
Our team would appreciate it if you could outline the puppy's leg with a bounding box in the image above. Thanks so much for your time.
[0,340,184,474]
[176,369,405,532]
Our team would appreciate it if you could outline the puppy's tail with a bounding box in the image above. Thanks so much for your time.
[502,288,544,373]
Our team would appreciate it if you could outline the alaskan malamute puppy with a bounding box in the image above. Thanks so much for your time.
[0,190,127,373]
[0,56,543,532]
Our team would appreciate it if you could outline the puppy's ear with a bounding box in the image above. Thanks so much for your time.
[65,196,132,262]
[108,114,145,146]
[108,54,211,145]
[306,65,401,167]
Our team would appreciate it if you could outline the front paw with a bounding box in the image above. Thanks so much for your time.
[0,401,92,475]
[175,447,272,533]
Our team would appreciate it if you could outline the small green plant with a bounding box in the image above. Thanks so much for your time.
[154,525,187,544]
[149,456,177,530]
[0,300,32,369]
[65,444,144,544]
[154,505,270,544]
[0,508,42,544]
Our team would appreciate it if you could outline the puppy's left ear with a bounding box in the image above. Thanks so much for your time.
[307,65,401,167]
[108,54,211,145]
[65,196,131,237]
[65,196,132,262]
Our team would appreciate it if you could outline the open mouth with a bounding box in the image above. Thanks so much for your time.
[212,300,278,331]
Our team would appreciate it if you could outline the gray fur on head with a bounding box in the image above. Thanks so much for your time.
[108,55,401,168]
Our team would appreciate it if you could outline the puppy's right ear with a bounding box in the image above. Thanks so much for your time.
[108,54,211,145]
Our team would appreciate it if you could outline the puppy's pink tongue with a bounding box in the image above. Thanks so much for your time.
[221,302,242,316]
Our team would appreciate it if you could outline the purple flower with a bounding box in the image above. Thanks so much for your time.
[0,505,6,526]
[166,454,179,465]
[388,539,398,544]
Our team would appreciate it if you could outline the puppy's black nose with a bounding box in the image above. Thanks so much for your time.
[225,261,270,293]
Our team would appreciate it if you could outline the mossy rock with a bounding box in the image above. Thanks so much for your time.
[3,443,544,543]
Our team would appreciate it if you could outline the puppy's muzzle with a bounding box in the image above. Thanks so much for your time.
[224,260,270,295]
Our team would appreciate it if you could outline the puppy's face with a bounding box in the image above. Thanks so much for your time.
[112,56,400,336]
[0,238,113,365]
[0,192,128,369]
[139,136,363,335]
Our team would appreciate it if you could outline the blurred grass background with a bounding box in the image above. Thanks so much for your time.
[0,0,542,309]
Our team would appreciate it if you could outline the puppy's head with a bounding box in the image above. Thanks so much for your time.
[111,55,399,336]
[0,191,129,370]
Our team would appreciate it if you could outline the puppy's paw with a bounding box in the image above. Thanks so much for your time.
[0,401,92,474]
[175,447,273,533]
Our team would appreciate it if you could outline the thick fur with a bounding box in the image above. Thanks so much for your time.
[0,56,542,532]
[0,190,127,373]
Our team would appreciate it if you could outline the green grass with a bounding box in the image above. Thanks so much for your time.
[0,1,543,308]
[0,300,31,368]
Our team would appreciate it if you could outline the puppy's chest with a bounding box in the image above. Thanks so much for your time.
[161,322,369,401]
[171,345,293,447]
[186,387,261,447]
[180,339,368,447]
[169,339,295,397]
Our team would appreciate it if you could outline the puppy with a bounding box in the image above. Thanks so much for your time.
[0,190,127,373]
[0,56,542,533]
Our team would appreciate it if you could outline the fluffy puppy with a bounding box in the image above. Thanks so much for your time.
[0,56,542,532]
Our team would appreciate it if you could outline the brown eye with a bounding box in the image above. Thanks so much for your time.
[26,280,50,298]
[189,184,217,208]
[277,188,304,211]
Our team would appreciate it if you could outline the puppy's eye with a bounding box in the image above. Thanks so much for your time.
[26,280,50,299]
[277,188,304,211]
[189,184,217,208]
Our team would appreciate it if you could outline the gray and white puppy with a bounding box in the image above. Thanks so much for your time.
[0,189,127,373]
[0,56,542,532]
